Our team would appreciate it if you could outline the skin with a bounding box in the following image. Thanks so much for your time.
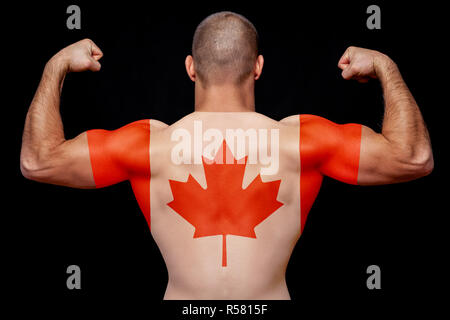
[21,39,433,299]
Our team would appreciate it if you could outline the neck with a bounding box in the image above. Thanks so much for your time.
[194,79,255,112]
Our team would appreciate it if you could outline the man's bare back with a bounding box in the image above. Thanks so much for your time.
[143,112,299,299]
[20,13,432,300]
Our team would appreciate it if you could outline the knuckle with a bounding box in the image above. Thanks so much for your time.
[81,59,91,69]
[350,64,358,72]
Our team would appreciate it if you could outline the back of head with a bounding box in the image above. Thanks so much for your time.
[192,11,259,87]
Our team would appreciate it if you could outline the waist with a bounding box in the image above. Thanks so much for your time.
[163,269,290,300]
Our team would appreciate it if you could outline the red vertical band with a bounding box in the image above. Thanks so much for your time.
[87,119,151,231]
[299,114,361,233]
[222,234,227,267]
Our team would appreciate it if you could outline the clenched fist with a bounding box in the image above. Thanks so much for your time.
[338,46,395,83]
[51,38,103,73]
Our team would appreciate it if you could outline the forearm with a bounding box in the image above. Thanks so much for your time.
[21,55,68,171]
[376,56,433,165]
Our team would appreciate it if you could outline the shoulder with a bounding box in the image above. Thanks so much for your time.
[278,114,332,150]
[150,119,169,130]
[93,119,167,157]
[299,114,342,140]
[113,119,168,139]
[279,114,336,129]
[299,114,362,163]
[300,114,337,128]
[119,119,168,131]
[279,115,339,165]
[299,114,361,143]
[279,115,300,126]
[279,114,333,126]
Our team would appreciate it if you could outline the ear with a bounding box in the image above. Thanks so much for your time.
[185,55,196,82]
[254,55,264,80]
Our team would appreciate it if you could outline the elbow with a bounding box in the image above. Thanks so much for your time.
[20,144,65,183]
[20,156,42,181]
[399,148,434,180]
[417,150,434,177]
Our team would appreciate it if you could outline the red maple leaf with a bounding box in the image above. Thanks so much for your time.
[167,140,283,267]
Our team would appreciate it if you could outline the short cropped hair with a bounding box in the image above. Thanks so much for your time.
[192,11,259,86]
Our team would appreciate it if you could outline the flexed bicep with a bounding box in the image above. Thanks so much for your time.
[337,46,433,184]
[22,120,151,189]
[302,114,431,186]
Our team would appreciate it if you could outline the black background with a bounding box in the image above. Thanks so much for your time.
[3,0,447,317]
